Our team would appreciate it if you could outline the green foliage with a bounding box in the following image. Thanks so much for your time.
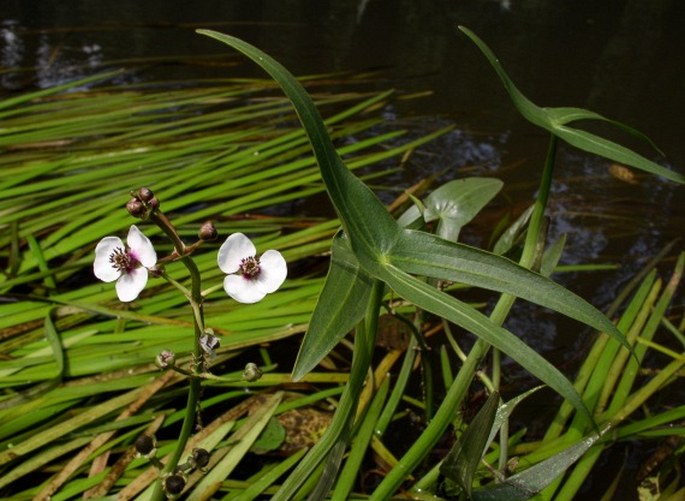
[196,29,624,427]
[0,24,682,501]
[457,26,684,185]
[441,391,500,497]
[198,27,684,500]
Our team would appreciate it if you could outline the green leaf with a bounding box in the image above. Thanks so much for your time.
[292,233,374,380]
[458,26,684,184]
[397,177,503,241]
[250,417,286,454]
[487,386,544,446]
[540,234,567,278]
[492,205,534,256]
[379,264,593,424]
[390,229,626,348]
[472,432,602,501]
[441,391,500,496]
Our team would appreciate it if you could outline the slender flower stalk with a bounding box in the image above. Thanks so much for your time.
[146,209,206,501]
[92,188,287,501]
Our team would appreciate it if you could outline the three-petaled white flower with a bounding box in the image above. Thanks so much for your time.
[93,225,157,302]
[217,233,287,304]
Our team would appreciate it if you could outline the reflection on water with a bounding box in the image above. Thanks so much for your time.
[1,20,22,89]
[1,18,105,89]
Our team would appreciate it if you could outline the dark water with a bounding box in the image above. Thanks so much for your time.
[2,1,683,496]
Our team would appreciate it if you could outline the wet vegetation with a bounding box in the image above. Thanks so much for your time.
[0,25,684,501]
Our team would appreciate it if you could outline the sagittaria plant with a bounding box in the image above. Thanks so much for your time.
[197,26,683,500]
[91,188,287,500]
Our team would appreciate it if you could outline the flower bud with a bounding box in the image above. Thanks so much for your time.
[148,196,160,211]
[155,349,176,369]
[191,448,211,469]
[138,187,155,202]
[198,221,218,241]
[126,198,146,218]
[199,334,219,358]
[242,362,263,382]
[163,473,186,498]
[134,434,157,458]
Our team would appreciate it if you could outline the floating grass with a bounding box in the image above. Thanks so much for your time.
[0,69,453,499]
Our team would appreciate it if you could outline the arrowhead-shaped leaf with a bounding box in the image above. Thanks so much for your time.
[458,26,684,184]
[397,177,503,242]
[196,29,623,421]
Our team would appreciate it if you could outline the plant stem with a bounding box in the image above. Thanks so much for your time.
[388,135,558,499]
[148,210,206,501]
[273,280,383,500]
[492,134,557,471]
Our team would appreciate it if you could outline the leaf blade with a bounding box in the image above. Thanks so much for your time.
[391,229,626,348]
[380,264,593,423]
[292,233,374,380]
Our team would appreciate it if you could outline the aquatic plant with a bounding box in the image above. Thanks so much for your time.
[197,26,684,500]
[0,26,682,501]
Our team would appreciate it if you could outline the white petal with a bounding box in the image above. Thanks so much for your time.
[115,267,148,302]
[223,274,266,304]
[94,236,123,282]
[127,225,157,267]
[255,249,287,293]
[217,233,256,274]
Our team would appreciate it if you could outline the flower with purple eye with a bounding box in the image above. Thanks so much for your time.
[93,225,157,302]
[217,233,287,304]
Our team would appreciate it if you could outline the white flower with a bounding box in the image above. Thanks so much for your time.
[217,233,287,304]
[93,225,157,302]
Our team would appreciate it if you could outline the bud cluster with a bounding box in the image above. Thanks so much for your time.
[127,187,160,219]
[133,432,211,499]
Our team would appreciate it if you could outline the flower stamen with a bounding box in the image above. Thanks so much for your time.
[239,256,261,279]
[109,247,138,274]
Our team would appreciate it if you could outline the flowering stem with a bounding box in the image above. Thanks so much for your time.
[201,282,225,298]
[149,210,206,500]
[158,270,191,298]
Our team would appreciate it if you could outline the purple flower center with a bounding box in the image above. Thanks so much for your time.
[239,256,261,279]
[109,247,139,274]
